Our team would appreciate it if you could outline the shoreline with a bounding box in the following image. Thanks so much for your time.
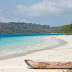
[0,35,72,72]
[0,36,66,60]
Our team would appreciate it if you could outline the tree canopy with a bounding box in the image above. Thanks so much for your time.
[54,24,72,34]
[0,22,58,34]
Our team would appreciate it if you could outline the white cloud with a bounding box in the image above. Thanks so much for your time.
[0,17,30,23]
[16,0,72,17]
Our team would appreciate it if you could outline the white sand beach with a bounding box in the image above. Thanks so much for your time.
[0,35,72,72]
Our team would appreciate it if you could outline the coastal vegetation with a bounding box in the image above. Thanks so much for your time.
[54,24,72,34]
[0,22,59,34]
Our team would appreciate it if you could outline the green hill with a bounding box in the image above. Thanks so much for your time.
[0,22,59,34]
[54,24,72,34]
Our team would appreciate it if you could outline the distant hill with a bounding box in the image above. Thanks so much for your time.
[0,22,59,34]
[54,24,72,34]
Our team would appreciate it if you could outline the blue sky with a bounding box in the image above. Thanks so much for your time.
[0,0,72,27]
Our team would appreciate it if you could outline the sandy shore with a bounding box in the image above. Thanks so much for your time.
[0,35,72,72]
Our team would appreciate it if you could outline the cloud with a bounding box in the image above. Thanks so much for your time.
[0,17,30,23]
[16,0,72,17]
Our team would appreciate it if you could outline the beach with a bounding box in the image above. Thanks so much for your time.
[0,35,72,72]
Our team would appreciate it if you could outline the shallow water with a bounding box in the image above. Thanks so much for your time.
[0,34,66,59]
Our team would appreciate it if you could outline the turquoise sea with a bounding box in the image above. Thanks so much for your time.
[0,34,65,59]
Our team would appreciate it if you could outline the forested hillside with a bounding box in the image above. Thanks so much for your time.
[54,24,72,34]
[0,22,59,34]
